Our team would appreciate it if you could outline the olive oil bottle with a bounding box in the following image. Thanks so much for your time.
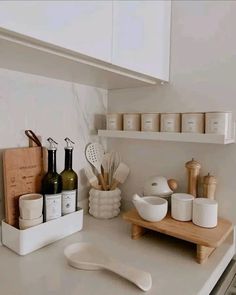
[42,138,62,222]
[60,138,78,215]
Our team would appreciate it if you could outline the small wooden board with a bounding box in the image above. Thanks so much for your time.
[3,147,45,227]
[123,209,233,264]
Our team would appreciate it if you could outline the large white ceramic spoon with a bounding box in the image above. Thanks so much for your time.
[64,242,152,292]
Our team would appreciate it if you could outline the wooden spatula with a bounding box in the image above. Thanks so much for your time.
[84,166,101,190]
[110,163,130,190]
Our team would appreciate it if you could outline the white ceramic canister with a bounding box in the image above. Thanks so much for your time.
[205,112,233,139]
[182,113,204,133]
[123,113,141,131]
[171,193,194,221]
[106,113,123,130]
[141,113,160,132]
[192,198,218,228]
[160,113,181,132]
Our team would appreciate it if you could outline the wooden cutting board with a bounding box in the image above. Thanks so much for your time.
[3,146,45,228]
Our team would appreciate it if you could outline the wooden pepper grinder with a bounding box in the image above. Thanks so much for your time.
[185,158,201,197]
[203,173,217,199]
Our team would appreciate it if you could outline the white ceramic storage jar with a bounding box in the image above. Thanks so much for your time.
[141,113,160,132]
[123,113,141,131]
[106,113,123,130]
[192,198,218,228]
[160,113,181,132]
[171,193,194,221]
[182,113,204,133]
[205,112,233,139]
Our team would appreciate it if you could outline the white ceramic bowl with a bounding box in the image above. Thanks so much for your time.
[19,193,43,220]
[19,215,43,230]
[133,196,168,222]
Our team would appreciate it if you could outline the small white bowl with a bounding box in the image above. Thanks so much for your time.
[19,193,43,220]
[133,196,167,222]
[19,215,43,230]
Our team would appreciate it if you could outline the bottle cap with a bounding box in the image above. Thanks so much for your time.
[47,137,58,151]
[65,137,75,150]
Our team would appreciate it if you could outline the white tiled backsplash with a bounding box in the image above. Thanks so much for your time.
[0,68,107,220]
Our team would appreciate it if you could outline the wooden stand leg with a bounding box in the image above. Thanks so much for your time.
[196,245,215,264]
[131,224,146,240]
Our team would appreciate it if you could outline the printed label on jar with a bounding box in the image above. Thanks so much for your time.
[164,119,174,131]
[62,190,76,215]
[126,119,133,129]
[144,120,153,130]
[108,119,116,129]
[45,193,62,221]
[210,119,221,132]
[186,120,196,131]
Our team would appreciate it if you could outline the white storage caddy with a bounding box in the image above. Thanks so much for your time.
[1,209,83,255]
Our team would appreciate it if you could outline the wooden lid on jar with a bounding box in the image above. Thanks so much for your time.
[185,158,201,169]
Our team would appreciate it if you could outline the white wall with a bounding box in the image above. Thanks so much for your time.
[0,69,107,220]
[108,1,236,223]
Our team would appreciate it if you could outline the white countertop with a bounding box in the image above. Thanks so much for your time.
[0,214,235,295]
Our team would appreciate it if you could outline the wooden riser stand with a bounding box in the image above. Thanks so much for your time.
[123,209,233,264]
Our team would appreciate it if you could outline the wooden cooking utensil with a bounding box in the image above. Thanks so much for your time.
[84,166,101,190]
[110,163,130,190]
[185,158,201,197]
[109,151,121,187]
[85,143,106,191]
[3,131,45,227]
[101,153,111,189]
[203,173,217,200]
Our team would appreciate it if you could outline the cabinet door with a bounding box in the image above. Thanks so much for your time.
[112,1,171,80]
[0,1,112,62]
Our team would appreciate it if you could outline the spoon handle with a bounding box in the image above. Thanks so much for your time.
[106,259,152,292]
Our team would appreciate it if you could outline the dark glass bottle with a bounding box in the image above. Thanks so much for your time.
[60,138,78,215]
[42,138,62,222]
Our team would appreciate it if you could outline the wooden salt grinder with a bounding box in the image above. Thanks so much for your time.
[185,158,201,197]
[203,173,217,199]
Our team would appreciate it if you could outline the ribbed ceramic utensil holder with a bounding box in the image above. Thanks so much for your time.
[89,188,121,219]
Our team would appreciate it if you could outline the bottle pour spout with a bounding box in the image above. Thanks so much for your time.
[65,137,75,150]
[47,137,58,151]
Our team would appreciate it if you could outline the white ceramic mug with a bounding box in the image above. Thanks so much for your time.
[19,193,43,220]
[171,193,194,221]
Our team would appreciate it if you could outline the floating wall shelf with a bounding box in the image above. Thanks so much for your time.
[0,28,160,90]
[98,130,235,145]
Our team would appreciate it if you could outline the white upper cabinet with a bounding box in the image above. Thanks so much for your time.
[0,1,171,88]
[112,1,171,81]
[0,1,112,63]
